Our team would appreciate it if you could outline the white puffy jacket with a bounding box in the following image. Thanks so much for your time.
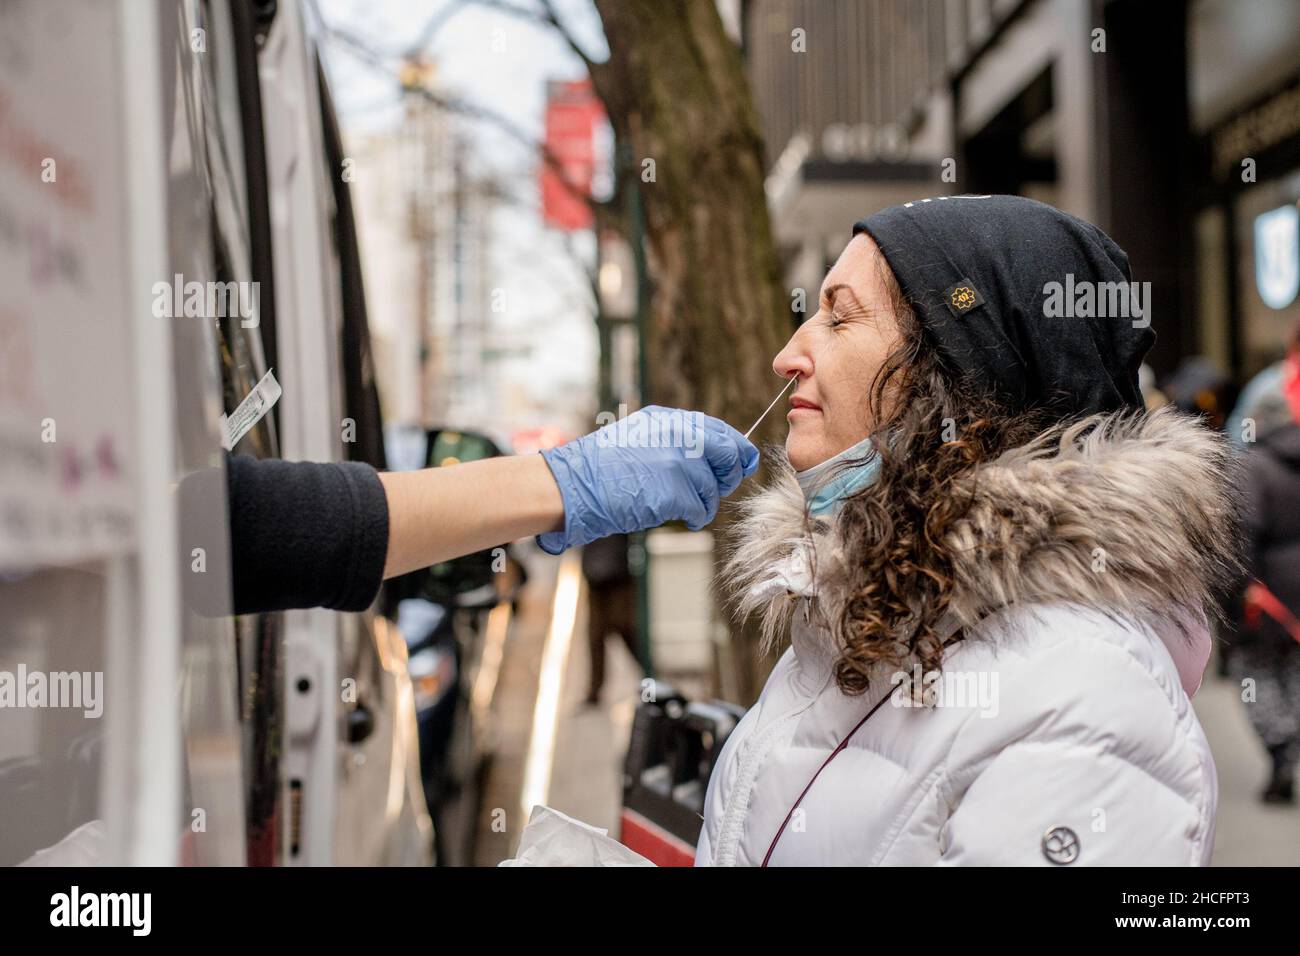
[696,411,1239,867]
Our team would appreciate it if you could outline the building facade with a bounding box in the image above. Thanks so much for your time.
[742,0,1300,380]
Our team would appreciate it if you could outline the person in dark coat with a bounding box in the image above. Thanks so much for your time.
[580,534,642,704]
[1234,401,1300,804]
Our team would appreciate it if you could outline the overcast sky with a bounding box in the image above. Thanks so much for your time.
[314,0,609,436]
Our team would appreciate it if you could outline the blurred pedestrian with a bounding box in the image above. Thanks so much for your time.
[1226,320,1300,447]
[1160,356,1237,431]
[581,533,641,704]
[1232,358,1300,804]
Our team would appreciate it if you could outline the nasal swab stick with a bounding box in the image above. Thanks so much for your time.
[744,374,799,440]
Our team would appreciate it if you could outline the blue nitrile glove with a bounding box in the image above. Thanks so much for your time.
[536,405,760,555]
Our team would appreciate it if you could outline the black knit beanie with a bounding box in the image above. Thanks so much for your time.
[853,194,1154,417]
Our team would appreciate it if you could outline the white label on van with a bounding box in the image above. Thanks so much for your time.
[221,369,281,451]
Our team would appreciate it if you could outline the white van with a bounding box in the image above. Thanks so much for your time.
[0,0,431,865]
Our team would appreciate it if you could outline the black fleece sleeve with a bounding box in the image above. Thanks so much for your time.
[227,453,390,615]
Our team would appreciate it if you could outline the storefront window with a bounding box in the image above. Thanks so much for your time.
[1236,173,1300,376]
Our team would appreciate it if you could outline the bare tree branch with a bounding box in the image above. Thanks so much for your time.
[457,0,603,71]
[402,1,463,57]
[320,22,612,220]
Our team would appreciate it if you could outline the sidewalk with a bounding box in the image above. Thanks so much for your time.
[472,548,555,866]
[544,580,642,834]
[473,546,642,863]
[1195,659,1300,865]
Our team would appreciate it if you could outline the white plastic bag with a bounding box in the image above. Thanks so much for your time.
[499,805,655,867]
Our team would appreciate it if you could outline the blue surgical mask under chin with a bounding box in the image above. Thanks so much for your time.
[796,436,881,516]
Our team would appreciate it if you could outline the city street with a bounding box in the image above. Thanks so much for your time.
[474,547,641,864]
[6,0,1300,896]
[1198,662,1300,865]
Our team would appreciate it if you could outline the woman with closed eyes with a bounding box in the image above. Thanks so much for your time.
[696,195,1240,867]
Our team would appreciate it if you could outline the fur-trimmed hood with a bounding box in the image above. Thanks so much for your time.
[723,408,1243,689]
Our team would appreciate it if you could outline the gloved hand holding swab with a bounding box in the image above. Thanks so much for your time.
[744,374,799,440]
[536,406,760,553]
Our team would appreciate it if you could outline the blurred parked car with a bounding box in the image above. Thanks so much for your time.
[384,427,526,865]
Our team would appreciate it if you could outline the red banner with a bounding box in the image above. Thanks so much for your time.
[540,79,602,231]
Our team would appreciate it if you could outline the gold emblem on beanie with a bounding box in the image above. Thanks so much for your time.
[943,278,984,317]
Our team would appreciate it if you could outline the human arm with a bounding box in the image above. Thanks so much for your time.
[377,453,563,579]
[226,406,758,615]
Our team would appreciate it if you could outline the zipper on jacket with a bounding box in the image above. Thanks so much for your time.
[712,693,818,866]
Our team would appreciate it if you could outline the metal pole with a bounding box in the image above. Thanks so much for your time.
[623,140,653,678]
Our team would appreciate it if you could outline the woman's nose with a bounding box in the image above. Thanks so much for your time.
[773,329,813,381]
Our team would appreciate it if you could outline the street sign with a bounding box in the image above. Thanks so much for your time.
[540,79,603,231]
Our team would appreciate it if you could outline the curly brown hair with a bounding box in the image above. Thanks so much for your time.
[825,271,1046,696]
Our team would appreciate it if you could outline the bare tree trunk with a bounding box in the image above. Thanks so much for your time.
[587,0,790,702]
